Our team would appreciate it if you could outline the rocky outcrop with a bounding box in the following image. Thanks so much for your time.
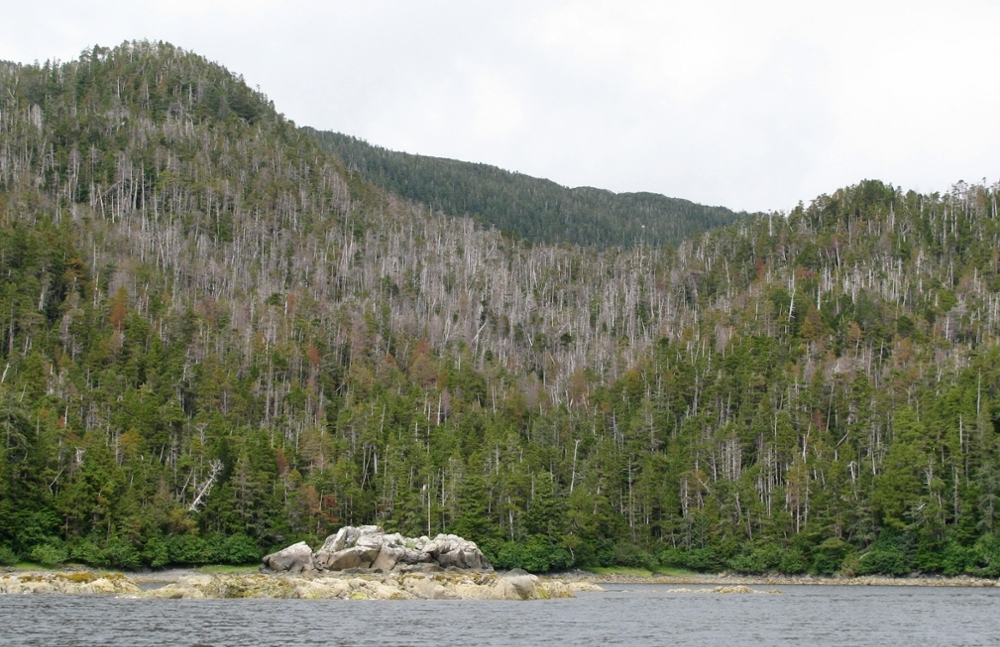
[138,571,575,600]
[426,534,492,570]
[260,540,314,574]
[0,572,141,595]
[313,526,386,570]
[265,526,492,575]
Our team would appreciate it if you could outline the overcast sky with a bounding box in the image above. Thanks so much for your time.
[3,1,998,212]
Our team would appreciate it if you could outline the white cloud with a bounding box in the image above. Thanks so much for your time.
[531,1,800,101]
[469,75,526,142]
[148,0,281,19]
[1,0,998,212]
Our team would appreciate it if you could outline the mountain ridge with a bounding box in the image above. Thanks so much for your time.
[306,128,748,248]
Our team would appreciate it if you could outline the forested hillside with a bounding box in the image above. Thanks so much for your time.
[307,129,744,248]
[3,42,1000,577]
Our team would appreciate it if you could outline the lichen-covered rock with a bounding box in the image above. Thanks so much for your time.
[2,569,575,601]
[371,545,404,572]
[487,578,528,600]
[716,585,754,594]
[201,573,298,598]
[394,561,443,574]
[0,572,140,595]
[295,578,352,599]
[261,541,314,574]
[141,574,299,599]
[134,571,574,600]
[318,525,382,553]
[537,580,575,599]
[143,583,205,599]
[314,545,381,570]
[0,577,56,595]
[500,573,541,600]
[666,585,778,594]
[401,574,460,600]
[314,527,395,571]
[428,534,491,570]
[345,577,414,600]
[80,578,119,594]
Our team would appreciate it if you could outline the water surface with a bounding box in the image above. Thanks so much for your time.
[3,584,998,646]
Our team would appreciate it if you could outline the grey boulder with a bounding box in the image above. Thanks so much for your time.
[428,534,492,570]
[261,541,314,574]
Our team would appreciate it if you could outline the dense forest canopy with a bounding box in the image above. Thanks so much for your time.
[306,129,746,249]
[2,41,1000,577]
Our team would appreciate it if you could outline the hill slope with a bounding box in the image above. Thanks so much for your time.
[306,129,745,248]
[2,42,1000,577]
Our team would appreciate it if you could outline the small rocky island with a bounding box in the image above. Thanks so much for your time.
[1,527,603,600]
[182,524,579,600]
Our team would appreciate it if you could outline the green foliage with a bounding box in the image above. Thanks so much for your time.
[142,537,170,569]
[0,545,18,566]
[219,534,262,565]
[29,541,69,567]
[813,538,851,575]
[778,548,810,575]
[610,543,657,571]
[99,539,143,570]
[69,539,104,566]
[938,542,971,576]
[969,534,1000,577]
[449,470,494,542]
[483,538,574,573]
[166,534,215,566]
[659,546,728,574]
[874,407,927,530]
[307,130,748,249]
[728,544,784,574]
[858,546,909,576]
[857,531,911,576]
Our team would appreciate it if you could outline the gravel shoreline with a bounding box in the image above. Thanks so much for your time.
[555,570,1000,588]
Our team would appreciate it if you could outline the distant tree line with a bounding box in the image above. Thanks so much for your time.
[306,129,746,249]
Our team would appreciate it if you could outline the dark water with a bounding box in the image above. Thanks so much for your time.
[3,584,1000,646]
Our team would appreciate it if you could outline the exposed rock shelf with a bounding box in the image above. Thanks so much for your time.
[0,572,141,595]
[141,571,581,600]
[666,586,781,594]
[0,569,601,600]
